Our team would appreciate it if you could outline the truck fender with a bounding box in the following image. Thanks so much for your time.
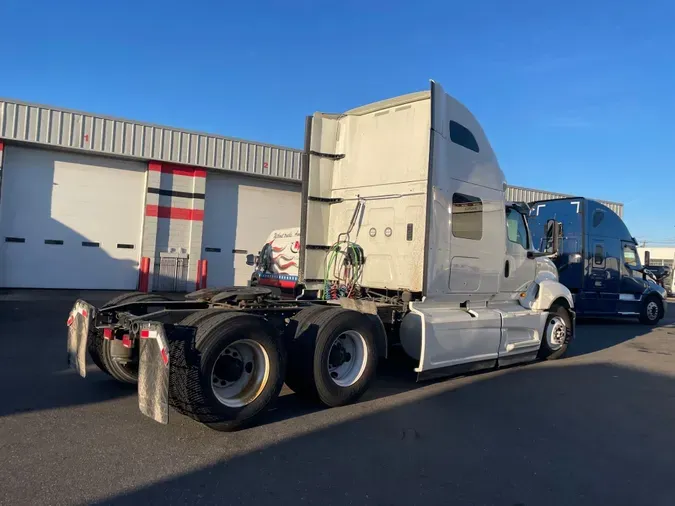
[520,278,574,312]
[335,298,388,358]
[364,313,389,359]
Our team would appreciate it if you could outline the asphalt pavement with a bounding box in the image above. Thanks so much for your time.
[1,293,674,506]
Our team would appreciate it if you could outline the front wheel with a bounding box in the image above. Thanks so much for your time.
[639,295,663,325]
[538,306,572,361]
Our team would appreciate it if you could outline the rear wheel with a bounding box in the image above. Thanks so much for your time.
[284,305,334,397]
[538,305,572,360]
[88,293,168,383]
[284,307,378,407]
[639,294,663,325]
[178,308,229,327]
[169,312,286,431]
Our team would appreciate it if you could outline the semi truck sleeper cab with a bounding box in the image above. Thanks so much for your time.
[528,197,667,324]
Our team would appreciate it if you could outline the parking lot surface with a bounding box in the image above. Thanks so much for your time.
[1,293,674,505]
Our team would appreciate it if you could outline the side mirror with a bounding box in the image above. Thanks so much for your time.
[569,253,582,264]
[246,254,256,266]
[544,220,560,255]
[644,250,651,266]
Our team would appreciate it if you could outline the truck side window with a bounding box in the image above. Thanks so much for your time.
[452,193,483,240]
[506,208,529,249]
[592,209,605,228]
[623,244,638,267]
[594,244,604,265]
[449,121,480,153]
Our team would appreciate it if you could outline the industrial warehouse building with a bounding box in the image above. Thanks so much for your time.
[0,98,624,291]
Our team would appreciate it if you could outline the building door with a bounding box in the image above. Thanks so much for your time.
[0,146,145,289]
[201,172,300,287]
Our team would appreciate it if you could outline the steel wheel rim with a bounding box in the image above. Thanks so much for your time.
[646,301,659,320]
[546,316,567,350]
[327,330,368,387]
[211,339,270,408]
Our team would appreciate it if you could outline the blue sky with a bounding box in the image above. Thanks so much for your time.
[3,0,674,243]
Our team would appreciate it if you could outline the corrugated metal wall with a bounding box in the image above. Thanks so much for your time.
[506,185,624,218]
[0,99,302,181]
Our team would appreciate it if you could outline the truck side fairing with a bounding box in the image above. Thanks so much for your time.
[424,81,506,302]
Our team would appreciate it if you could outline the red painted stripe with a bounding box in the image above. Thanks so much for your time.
[145,205,204,221]
[148,161,206,178]
[259,278,296,289]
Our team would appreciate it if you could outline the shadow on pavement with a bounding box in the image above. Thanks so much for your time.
[93,361,675,506]
[0,299,136,417]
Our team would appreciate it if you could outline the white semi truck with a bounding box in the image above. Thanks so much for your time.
[67,81,575,431]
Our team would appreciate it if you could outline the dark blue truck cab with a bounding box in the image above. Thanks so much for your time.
[528,197,667,325]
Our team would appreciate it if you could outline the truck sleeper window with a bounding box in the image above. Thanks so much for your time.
[452,193,483,240]
[449,121,480,153]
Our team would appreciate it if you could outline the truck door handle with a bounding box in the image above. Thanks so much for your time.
[504,260,510,278]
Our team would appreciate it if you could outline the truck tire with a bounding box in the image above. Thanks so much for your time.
[89,293,169,383]
[178,308,229,327]
[639,294,663,325]
[101,292,152,308]
[170,312,286,431]
[284,305,335,397]
[538,305,572,361]
[285,307,378,407]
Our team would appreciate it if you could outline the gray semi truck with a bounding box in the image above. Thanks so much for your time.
[67,81,576,431]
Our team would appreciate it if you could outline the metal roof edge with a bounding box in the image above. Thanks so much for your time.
[507,184,624,207]
[0,96,304,154]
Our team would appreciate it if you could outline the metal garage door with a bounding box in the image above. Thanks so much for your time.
[0,146,146,289]
[202,173,300,287]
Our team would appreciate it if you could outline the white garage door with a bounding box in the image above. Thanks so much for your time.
[0,146,146,289]
[202,173,300,287]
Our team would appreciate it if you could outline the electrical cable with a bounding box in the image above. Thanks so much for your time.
[322,199,366,300]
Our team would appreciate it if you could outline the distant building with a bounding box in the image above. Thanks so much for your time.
[638,247,675,295]
[505,185,623,218]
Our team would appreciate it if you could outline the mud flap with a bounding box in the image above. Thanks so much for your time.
[66,300,94,378]
[138,322,171,424]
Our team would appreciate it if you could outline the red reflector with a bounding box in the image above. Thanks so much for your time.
[103,328,113,340]
[81,309,88,317]
[122,334,132,348]
[140,330,150,339]
[161,348,169,366]
[66,315,74,327]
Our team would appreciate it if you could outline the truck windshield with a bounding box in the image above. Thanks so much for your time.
[623,244,639,267]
